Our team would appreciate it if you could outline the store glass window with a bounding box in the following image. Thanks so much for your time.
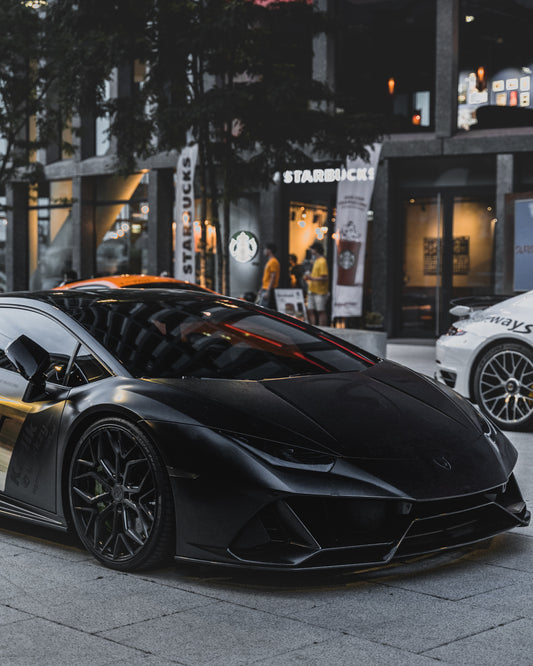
[458,0,533,130]
[451,197,496,292]
[29,180,73,290]
[95,173,149,276]
[96,79,112,157]
[400,194,495,336]
[289,201,331,277]
[336,0,436,131]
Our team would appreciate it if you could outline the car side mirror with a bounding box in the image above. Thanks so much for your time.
[5,334,50,402]
[449,305,471,318]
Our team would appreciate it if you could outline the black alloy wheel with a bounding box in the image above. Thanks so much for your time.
[68,417,175,571]
[473,343,533,431]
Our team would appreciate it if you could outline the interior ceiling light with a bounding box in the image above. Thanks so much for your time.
[22,0,47,7]
[465,15,475,22]
[476,66,487,92]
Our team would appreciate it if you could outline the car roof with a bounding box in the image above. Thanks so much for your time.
[56,274,216,293]
[0,288,234,313]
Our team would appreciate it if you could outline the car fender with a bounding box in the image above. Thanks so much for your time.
[56,378,203,516]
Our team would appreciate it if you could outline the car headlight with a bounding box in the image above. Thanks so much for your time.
[472,409,499,443]
[446,325,467,336]
[232,434,335,472]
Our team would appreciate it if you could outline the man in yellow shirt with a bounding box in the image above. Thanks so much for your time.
[305,241,329,325]
[259,243,280,308]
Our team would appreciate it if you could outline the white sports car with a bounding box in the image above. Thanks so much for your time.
[436,290,533,431]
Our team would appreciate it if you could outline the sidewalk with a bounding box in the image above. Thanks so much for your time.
[386,338,436,376]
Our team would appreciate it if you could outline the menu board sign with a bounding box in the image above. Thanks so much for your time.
[274,289,307,321]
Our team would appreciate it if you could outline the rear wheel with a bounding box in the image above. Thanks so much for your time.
[68,417,175,571]
[473,343,533,431]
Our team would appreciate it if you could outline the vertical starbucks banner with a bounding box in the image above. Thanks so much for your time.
[174,144,198,281]
[332,144,381,319]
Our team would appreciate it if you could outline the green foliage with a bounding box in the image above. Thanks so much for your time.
[1,0,384,188]
[0,1,49,184]
[1,0,384,291]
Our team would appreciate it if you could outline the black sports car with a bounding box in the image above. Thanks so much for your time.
[0,289,528,572]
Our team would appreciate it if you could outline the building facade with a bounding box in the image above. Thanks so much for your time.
[3,0,533,338]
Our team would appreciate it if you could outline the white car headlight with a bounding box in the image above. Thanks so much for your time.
[445,324,467,336]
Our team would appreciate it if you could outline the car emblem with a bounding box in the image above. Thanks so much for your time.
[433,456,452,471]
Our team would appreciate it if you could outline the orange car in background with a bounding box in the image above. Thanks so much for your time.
[56,274,217,294]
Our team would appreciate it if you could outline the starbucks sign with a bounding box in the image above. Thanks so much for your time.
[229,230,259,263]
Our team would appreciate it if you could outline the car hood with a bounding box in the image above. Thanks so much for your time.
[148,361,515,487]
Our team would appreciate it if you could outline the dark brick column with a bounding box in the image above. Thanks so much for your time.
[71,176,96,280]
[371,158,391,332]
[147,168,174,276]
[495,154,515,294]
[435,0,459,138]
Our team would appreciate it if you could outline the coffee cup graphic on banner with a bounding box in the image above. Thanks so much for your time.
[336,220,361,286]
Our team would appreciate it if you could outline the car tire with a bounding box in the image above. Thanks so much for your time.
[68,417,175,571]
[473,342,533,431]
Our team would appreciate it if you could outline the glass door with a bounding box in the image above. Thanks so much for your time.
[399,195,443,337]
[399,193,495,337]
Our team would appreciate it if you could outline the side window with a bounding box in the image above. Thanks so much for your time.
[66,344,111,387]
[0,307,78,385]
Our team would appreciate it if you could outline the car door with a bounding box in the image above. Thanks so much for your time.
[0,306,79,514]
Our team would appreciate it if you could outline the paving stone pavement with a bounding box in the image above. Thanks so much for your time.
[0,341,530,665]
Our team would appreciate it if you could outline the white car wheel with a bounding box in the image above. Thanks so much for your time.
[473,343,533,431]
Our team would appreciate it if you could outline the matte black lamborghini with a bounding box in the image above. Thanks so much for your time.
[0,289,528,572]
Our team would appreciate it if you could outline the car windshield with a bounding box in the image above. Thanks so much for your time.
[51,292,375,380]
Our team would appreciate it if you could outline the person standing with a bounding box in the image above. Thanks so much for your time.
[305,241,329,326]
[289,253,306,293]
[259,242,280,308]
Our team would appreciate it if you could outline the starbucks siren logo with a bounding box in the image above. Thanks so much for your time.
[229,231,259,263]
[338,249,355,270]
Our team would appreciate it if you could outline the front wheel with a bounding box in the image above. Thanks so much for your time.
[473,343,533,431]
[68,417,175,571]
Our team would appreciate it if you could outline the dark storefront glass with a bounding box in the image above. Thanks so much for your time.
[335,0,436,131]
[399,194,496,337]
[29,181,73,290]
[95,173,149,276]
[458,0,533,130]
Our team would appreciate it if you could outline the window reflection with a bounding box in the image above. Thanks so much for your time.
[459,0,533,130]
[96,78,112,156]
[95,173,149,276]
[336,0,435,131]
[54,293,374,380]
[29,181,73,290]
[400,195,495,336]
[0,308,77,385]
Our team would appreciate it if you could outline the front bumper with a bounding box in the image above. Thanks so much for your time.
[174,473,529,571]
[435,332,483,398]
